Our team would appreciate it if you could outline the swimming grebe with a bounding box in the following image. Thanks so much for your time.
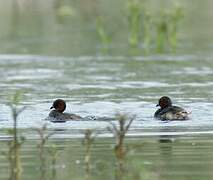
[49,99,82,121]
[154,96,190,120]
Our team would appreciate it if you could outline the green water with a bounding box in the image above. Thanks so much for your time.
[0,0,213,56]
[1,135,213,180]
[0,0,213,179]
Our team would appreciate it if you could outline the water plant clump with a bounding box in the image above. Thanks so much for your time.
[108,113,135,160]
[96,16,111,52]
[108,113,135,180]
[154,11,170,53]
[127,0,143,48]
[152,5,184,53]
[125,0,184,53]
[82,129,97,175]
[5,91,26,180]
[143,12,153,53]
[168,4,184,52]
[34,124,55,180]
[47,145,60,180]
[54,0,76,24]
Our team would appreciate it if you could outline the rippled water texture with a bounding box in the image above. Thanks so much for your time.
[0,54,213,136]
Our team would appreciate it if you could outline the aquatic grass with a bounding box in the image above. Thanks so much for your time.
[127,0,142,48]
[82,129,97,176]
[47,145,60,180]
[2,137,25,180]
[153,4,184,53]
[108,113,135,180]
[125,1,184,53]
[54,0,76,24]
[96,16,111,52]
[143,12,153,53]
[155,11,169,53]
[33,124,55,180]
[108,113,135,160]
[4,91,26,180]
[168,4,184,52]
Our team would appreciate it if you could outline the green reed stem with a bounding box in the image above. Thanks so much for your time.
[82,129,96,176]
[127,0,142,48]
[34,124,55,180]
[7,91,26,180]
[96,16,111,53]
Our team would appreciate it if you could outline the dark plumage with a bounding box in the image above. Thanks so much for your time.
[154,96,190,121]
[49,99,82,121]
